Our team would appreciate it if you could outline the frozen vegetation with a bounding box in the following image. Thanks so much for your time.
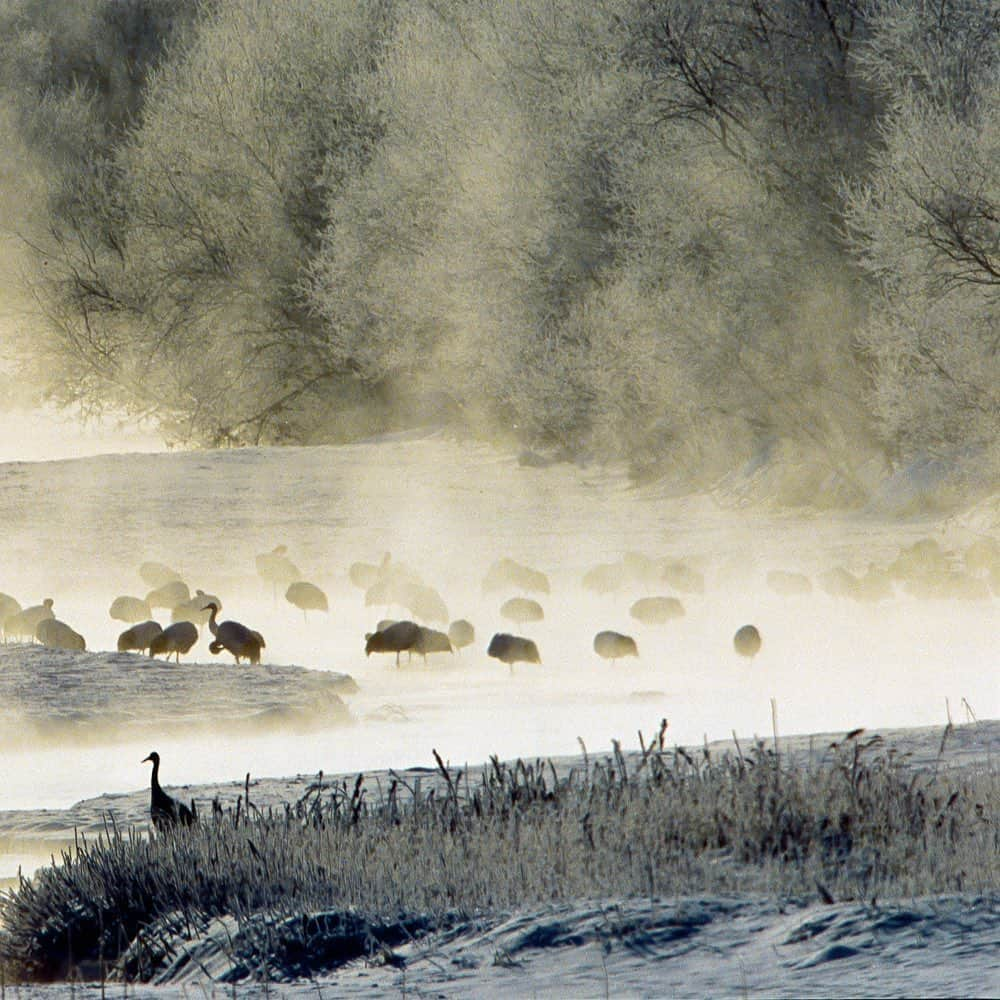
[0,0,996,500]
[0,721,995,993]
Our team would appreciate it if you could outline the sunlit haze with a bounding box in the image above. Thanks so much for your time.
[0,407,165,463]
[0,435,994,832]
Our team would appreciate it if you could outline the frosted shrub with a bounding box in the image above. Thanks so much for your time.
[1,731,995,983]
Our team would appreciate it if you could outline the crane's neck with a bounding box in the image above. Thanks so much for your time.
[207,604,220,636]
[150,756,161,792]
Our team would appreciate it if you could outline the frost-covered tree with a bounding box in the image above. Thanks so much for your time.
[845,0,1000,465]
[18,0,388,444]
[3,0,994,499]
[306,0,632,445]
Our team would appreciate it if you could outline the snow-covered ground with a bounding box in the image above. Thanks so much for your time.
[5,893,996,999]
[1,721,996,997]
[0,645,355,747]
[121,894,1000,999]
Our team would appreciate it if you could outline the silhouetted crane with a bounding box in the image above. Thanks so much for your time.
[110,595,152,624]
[365,620,421,666]
[629,596,685,625]
[500,597,544,624]
[487,633,541,674]
[146,580,190,611]
[733,624,762,660]
[447,619,475,653]
[285,581,329,620]
[142,751,195,831]
[482,557,550,595]
[593,630,638,664]
[348,552,391,590]
[256,545,301,599]
[0,593,21,638]
[171,590,222,625]
[5,598,55,642]
[204,602,265,664]
[150,621,199,662]
[413,626,453,663]
[117,620,164,655]
[35,618,86,651]
[139,561,182,589]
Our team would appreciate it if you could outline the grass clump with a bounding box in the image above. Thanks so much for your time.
[1,729,996,983]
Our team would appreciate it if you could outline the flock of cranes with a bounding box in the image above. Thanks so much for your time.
[97,533,1000,833]
[0,541,762,673]
[355,551,764,671]
[3,532,993,677]
[0,556,291,664]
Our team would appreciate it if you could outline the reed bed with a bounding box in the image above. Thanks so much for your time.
[1,727,996,983]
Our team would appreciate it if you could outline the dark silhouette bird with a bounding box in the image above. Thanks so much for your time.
[146,580,190,611]
[110,595,153,624]
[118,620,164,655]
[733,624,762,660]
[142,751,195,831]
[629,596,685,625]
[593,630,638,664]
[36,618,86,651]
[256,545,301,598]
[204,602,265,664]
[500,597,545,624]
[149,621,199,662]
[139,561,182,589]
[365,619,421,666]
[285,581,329,619]
[447,619,475,653]
[413,626,453,663]
[487,632,541,673]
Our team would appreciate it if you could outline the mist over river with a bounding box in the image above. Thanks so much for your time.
[0,433,995,821]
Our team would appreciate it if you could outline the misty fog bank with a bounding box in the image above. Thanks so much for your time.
[0,435,994,819]
[0,0,995,504]
[0,406,164,463]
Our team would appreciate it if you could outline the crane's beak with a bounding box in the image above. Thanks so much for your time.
[142,755,153,763]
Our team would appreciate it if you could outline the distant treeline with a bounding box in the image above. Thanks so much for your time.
[0,0,996,494]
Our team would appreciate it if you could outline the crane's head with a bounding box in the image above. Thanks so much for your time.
[142,751,160,766]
